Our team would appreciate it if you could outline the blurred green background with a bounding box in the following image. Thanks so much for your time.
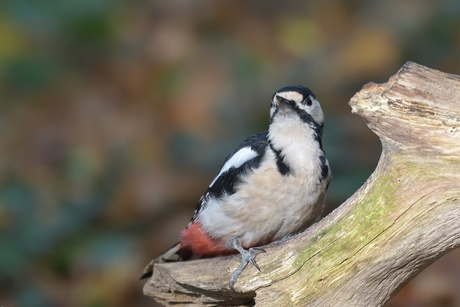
[1,1,460,306]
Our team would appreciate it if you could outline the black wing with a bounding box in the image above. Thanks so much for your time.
[190,130,269,221]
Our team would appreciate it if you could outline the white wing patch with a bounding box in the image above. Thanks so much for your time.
[209,147,258,187]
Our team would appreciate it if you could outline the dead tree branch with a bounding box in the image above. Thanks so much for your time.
[143,62,460,307]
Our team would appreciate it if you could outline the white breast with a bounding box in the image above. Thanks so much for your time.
[198,115,329,248]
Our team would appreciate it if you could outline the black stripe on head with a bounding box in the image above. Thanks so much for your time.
[271,85,322,131]
[284,101,324,148]
[272,85,316,101]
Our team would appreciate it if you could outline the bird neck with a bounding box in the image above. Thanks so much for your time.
[268,117,324,175]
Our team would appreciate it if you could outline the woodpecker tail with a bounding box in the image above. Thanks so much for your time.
[140,242,191,279]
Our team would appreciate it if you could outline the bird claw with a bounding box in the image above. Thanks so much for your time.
[251,246,267,253]
[229,246,265,292]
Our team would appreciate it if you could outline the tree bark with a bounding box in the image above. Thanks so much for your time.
[143,61,460,307]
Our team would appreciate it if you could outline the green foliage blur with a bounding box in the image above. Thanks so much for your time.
[1,1,460,306]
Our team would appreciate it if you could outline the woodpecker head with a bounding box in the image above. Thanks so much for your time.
[270,85,324,126]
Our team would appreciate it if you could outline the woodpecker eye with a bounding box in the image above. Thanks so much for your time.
[303,96,313,106]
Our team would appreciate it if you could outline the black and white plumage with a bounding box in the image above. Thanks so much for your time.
[142,85,331,291]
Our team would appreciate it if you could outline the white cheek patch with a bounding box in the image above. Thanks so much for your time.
[308,98,324,124]
[210,147,258,187]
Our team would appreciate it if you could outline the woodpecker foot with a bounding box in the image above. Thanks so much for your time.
[229,242,266,292]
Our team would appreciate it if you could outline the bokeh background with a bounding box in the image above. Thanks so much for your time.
[1,0,460,306]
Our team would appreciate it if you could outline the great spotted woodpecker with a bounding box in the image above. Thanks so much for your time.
[141,85,331,292]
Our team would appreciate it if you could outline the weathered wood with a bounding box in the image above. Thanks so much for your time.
[143,62,460,307]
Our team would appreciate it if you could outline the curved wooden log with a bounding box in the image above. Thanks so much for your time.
[143,61,460,307]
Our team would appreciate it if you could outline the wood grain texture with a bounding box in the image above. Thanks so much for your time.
[143,62,460,307]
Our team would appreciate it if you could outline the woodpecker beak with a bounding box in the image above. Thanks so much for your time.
[275,95,295,112]
[275,95,290,105]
